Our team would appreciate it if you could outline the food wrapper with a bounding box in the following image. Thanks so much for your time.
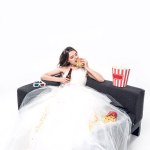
[75,58,84,68]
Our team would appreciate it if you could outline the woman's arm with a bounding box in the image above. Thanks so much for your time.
[80,58,105,82]
[86,67,105,82]
[41,68,70,83]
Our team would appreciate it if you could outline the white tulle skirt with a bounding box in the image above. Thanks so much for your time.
[7,84,131,150]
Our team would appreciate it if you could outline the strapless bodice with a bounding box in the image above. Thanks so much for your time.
[63,68,87,86]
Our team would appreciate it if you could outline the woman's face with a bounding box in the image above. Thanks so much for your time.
[68,50,78,66]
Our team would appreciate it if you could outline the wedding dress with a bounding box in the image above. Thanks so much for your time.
[8,68,131,150]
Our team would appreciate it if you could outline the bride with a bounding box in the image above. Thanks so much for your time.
[8,47,131,150]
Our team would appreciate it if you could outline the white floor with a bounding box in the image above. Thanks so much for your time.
[0,90,150,150]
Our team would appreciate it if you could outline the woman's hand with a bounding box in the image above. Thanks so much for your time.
[59,77,70,84]
[80,58,88,69]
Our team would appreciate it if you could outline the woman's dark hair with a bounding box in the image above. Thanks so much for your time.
[58,46,77,67]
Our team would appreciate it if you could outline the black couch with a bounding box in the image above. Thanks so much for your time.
[17,76,145,136]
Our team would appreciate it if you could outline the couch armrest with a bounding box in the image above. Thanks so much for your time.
[86,77,145,125]
[17,81,60,109]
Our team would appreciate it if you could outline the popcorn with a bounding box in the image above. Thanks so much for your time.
[89,113,100,130]
[102,111,117,123]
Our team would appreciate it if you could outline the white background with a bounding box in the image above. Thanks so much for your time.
[0,0,150,149]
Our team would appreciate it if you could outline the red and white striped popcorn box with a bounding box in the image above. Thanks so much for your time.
[112,66,130,87]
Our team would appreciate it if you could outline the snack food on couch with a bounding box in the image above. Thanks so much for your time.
[102,111,117,123]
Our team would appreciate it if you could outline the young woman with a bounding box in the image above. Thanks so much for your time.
[41,46,105,83]
[7,47,131,150]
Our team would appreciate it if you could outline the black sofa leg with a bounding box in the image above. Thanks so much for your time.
[132,126,141,136]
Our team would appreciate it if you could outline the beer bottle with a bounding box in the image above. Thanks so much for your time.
[66,68,72,79]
